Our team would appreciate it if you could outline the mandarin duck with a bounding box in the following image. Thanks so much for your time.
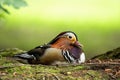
[14,31,85,65]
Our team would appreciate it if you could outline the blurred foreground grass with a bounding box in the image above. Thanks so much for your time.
[0,48,120,80]
[0,57,108,80]
[0,48,107,80]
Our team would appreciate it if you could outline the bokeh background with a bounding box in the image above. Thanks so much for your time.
[0,0,120,58]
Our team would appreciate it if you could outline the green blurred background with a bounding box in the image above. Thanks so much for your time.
[0,0,120,58]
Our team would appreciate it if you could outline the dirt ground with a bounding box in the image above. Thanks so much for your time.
[0,48,120,80]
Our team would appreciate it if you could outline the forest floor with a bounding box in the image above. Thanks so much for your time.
[0,48,120,80]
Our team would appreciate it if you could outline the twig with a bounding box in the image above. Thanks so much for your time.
[52,74,60,80]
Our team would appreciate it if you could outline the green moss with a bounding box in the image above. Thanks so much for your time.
[72,65,86,70]
[92,47,120,59]
[0,48,112,80]
[0,48,25,57]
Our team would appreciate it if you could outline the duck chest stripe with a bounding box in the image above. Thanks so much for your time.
[66,51,75,61]
[62,50,74,63]
[62,50,70,63]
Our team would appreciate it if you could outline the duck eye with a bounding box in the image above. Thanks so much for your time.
[68,36,72,39]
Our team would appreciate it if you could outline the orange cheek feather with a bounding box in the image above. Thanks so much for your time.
[51,38,71,50]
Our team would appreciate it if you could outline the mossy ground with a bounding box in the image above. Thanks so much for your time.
[0,48,119,80]
[0,58,107,80]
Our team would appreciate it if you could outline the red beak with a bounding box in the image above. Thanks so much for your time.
[74,41,83,47]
